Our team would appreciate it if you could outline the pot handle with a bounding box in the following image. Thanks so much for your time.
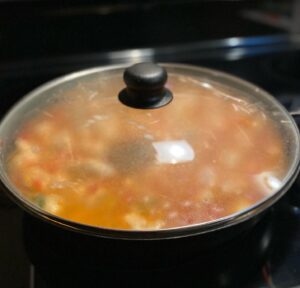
[289,110,300,117]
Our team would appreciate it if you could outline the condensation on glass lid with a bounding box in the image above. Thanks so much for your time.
[5,72,289,230]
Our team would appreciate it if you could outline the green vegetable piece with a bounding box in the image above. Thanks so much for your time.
[32,195,46,208]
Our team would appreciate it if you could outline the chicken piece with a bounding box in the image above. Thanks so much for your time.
[68,159,115,179]
[125,212,164,230]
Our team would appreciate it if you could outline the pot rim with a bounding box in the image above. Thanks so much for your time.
[0,62,299,240]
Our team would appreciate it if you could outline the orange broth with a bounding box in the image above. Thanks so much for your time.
[7,74,287,230]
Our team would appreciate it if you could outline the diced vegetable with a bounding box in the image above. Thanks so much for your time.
[32,195,46,208]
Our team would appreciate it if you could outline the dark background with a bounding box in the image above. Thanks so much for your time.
[0,0,291,62]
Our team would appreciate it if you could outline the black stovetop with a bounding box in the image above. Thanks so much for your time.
[1,1,300,287]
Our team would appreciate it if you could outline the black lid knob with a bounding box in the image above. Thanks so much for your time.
[119,62,173,109]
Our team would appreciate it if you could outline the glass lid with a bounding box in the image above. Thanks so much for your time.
[0,62,299,232]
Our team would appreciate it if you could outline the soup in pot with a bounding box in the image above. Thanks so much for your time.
[6,74,287,230]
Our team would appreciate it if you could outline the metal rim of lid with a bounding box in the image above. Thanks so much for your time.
[0,62,299,240]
